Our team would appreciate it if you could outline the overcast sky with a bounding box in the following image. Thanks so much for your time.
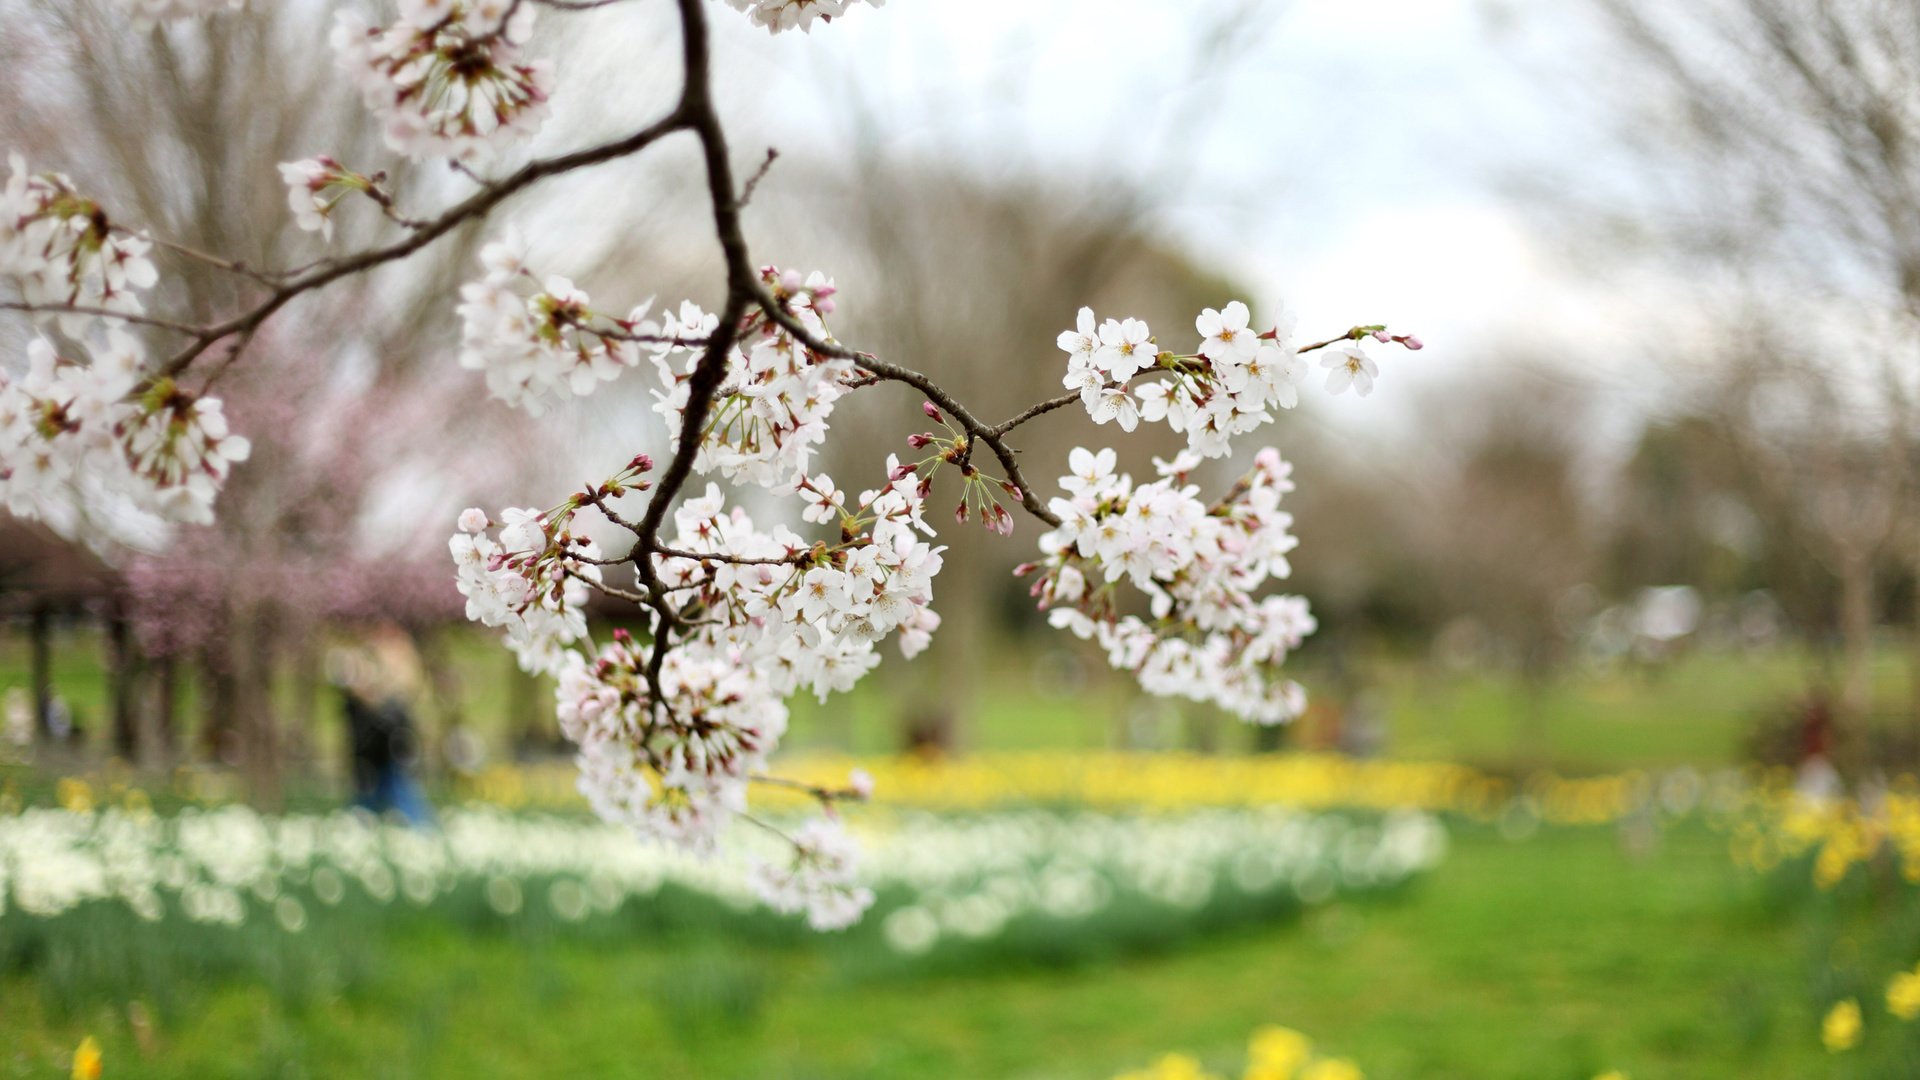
[693,0,1676,437]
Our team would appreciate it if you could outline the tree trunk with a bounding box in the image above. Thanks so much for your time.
[28,602,52,742]
[286,634,322,780]
[106,603,138,760]
[200,644,239,764]
[148,654,178,766]
[234,606,283,807]
[416,627,467,781]
[508,653,548,756]
[1837,550,1875,724]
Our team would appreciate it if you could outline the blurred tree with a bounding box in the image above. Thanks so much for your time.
[1574,0,1920,725]
[0,0,558,793]
[1411,369,1594,764]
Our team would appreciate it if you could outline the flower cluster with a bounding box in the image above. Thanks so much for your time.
[331,0,552,163]
[650,267,855,488]
[1024,447,1316,725]
[750,817,873,931]
[0,336,251,531]
[450,488,616,674]
[522,455,943,925]
[1058,303,1422,459]
[722,0,884,34]
[1058,301,1311,458]
[457,230,665,414]
[560,632,779,852]
[0,155,257,534]
[1,155,157,336]
[652,473,943,696]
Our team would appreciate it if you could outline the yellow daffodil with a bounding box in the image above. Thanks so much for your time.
[1244,1025,1312,1080]
[1888,969,1920,1021]
[1823,999,1862,1052]
[71,1036,101,1080]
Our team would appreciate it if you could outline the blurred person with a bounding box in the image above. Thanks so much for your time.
[328,640,433,826]
[3,687,30,748]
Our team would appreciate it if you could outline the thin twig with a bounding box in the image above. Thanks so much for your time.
[0,301,202,336]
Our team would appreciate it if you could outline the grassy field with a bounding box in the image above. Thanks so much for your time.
[0,823,1857,1079]
[5,623,1911,776]
[3,633,1917,1077]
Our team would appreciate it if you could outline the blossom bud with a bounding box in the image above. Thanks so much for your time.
[888,462,915,482]
[612,627,632,643]
[906,433,933,449]
[1398,334,1424,350]
[780,269,803,292]
[631,453,654,472]
[955,503,970,523]
[1012,562,1038,577]
[921,401,942,423]
[457,507,489,534]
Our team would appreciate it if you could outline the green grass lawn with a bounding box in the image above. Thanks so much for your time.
[0,824,1860,1079]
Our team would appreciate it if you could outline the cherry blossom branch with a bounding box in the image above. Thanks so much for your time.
[0,301,202,335]
[623,0,755,724]
[737,147,780,209]
[993,390,1082,436]
[143,110,693,386]
[652,545,814,566]
[749,772,870,804]
[568,571,651,606]
[743,290,1064,527]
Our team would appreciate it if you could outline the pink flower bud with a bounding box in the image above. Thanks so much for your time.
[889,462,916,482]
[1012,562,1038,577]
[955,503,970,523]
[922,401,943,422]
[907,433,933,449]
[631,453,655,472]
[1399,334,1424,350]
[457,507,489,534]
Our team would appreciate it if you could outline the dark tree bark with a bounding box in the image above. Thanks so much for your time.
[28,602,52,742]
[106,601,138,760]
